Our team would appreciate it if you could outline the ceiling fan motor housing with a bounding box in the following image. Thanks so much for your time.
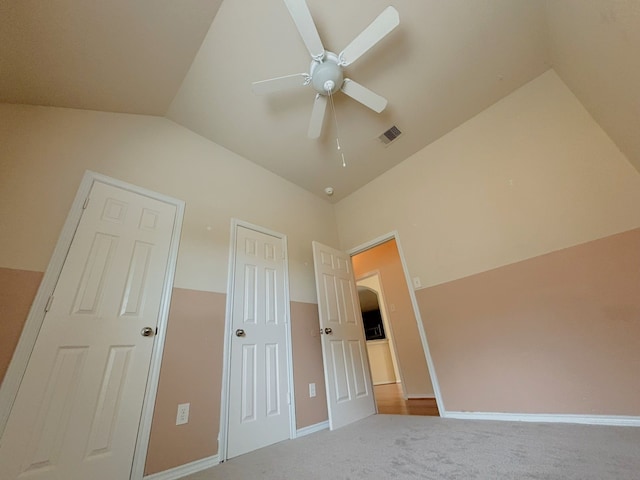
[310,51,343,95]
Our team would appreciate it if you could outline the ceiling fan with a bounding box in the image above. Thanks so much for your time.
[252,0,400,139]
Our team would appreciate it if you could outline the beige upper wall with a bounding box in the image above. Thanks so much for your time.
[335,70,640,286]
[0,104,339,302]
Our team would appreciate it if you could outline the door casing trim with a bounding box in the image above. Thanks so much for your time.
[0,170,185,480]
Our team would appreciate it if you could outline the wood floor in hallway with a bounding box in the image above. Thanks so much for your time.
[374,383,439,416]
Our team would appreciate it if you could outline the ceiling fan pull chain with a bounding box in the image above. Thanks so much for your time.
[328,89,347,168]
[336,138,346,168]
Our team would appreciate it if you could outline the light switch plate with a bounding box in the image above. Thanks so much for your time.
[309,383,316,398]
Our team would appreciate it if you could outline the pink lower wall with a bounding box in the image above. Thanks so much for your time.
[290,301,328,428]
[144,288,225,475]
[0,268,43,383]
[416,228,640,415]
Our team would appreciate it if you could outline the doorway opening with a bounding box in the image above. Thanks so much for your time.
[351,236,440,417]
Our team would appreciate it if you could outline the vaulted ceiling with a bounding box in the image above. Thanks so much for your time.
[2,0,638,202]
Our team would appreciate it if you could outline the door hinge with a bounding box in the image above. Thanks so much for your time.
[287,392,291,405]
[44,294,54,312]
[82,196,90,210]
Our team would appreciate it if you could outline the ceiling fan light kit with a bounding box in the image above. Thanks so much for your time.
[252,0,400,139]
[309,52,343,95]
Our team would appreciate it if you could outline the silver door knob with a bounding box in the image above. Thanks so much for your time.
[141,327,155,337]
[235,329,246,337]
[324,327,333,335]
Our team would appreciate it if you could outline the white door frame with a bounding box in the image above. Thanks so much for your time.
[347,231,446,414]
[218,219,296,462]
[0,171,185,479]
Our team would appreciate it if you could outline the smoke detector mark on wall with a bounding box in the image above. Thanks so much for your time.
[378,125,402,146]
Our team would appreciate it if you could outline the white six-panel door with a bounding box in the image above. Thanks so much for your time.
[0,181,177,479]
[226,225,291,458]
[312,241,376,430]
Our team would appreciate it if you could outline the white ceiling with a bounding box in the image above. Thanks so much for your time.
[0,0,223,114]
[2,0,639,202]
[546,0,640,176]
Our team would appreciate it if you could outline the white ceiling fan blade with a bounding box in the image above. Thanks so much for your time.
[341,78,387,113]
[252,73,309,95]
[283,0,325,59]
[308,94,328,139]
[339,6,399,66]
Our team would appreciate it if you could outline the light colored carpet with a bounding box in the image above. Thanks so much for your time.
[182,415,640,479]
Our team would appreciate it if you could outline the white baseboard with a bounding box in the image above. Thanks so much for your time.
[444,411,640,427]
[143,454,220,480]
[296,420,329,437]
[406,394,436,399]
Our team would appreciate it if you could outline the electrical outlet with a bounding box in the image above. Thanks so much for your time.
[413,277,422,288]
[176,403,190,425]
[309,383,316,398]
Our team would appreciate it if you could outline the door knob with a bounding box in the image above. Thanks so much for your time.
[324,327,333,335]
[141,327,155,337]
[235,329,246,337]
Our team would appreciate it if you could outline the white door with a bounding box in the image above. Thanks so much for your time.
[0,180,177,479]
[226,225,291,458]
[312,241,376,430]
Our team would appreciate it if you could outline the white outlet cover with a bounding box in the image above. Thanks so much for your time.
[176,403,190,425]
[309,383,316,398]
